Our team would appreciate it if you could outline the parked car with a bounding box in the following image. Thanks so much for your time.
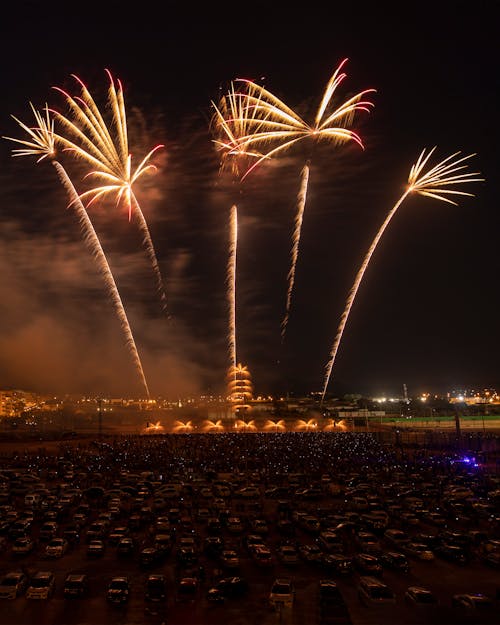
[320,553,354,576]
[63,574,89,598]
[11,536,36,556]
[145,573,167,603]
[176,576,198,602]
[403,542,435,560]
[318,531,344,553]
[383,528,409,548]
[45,537,68,558]
[213,576,248,599]
[357,576,396,607]
[353,553,383,576]
[379,551,410,573]
[318,579,352,624]
[87,539,105,557]
[277,543,299,566]
[0,571,29,599]
[26,571,56,600]
[299,543,323,564]
[140,546,160,567]
[39,521,58,541]
[434,543,468,565]
[404,585,438,607]
[220,549,240,570]
[269,577,295,610]
[451,592,495,613]
[106,576,130,605]
[252,545,274,567]
[116,536,135,557]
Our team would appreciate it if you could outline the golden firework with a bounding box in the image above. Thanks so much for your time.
[3,104,150,399]
[321,148,484,404]
[51,70,169,314]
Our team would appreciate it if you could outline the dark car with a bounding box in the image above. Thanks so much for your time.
[140,546,160,567]
[299,543,323,564]
[318,579,352,625]
[116,537,135,557]
[145,574,167,603]
[176,577,198,603]
[321,553,354,576]
[0,571,29,599]
[205,536,224,558]
[404,585,438,608]
[379,551,410,573]
[106,576,130,605]
[215,576,248,599]
[451,592,495,613]
[63,574,89,599]
[434,543,468,565]
[353,553,383,576]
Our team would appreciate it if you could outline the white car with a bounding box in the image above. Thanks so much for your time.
[26,571,55,600]
[269,578,294,610]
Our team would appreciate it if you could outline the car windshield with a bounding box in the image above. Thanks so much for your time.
[31,578,50,588]
[2,578,18,586]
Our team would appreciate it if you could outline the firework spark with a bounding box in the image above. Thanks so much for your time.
[234,419,257,431]
[321,148,484,404]
[263,419,286,432]
[233,59,375,340]
[172,420,194,434]
[3,104,151,399]
[143,421,164,433]
[210,81,269,178]
[202,419,225,433]
[50,70,169,315]
[295,418,318,431]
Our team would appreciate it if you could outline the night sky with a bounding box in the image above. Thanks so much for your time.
[0,2,498,400]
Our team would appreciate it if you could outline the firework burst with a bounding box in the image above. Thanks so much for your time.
[232,59,375,340]
[3,104,151,398]
[50,70,169,315]
[211,82,271,399]
[321,148,484,404]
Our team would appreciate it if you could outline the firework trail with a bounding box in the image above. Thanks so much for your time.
[3,104,151,398]
[210,82,269,389]
[234,59,375,340]
[50,70,169,316]
[282,163,309,339]
[227,204,238,370]
[320,148,484,405]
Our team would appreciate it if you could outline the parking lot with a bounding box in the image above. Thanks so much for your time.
[1,431,499,625]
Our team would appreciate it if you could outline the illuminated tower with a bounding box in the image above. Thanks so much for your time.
[227,364,253,417]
